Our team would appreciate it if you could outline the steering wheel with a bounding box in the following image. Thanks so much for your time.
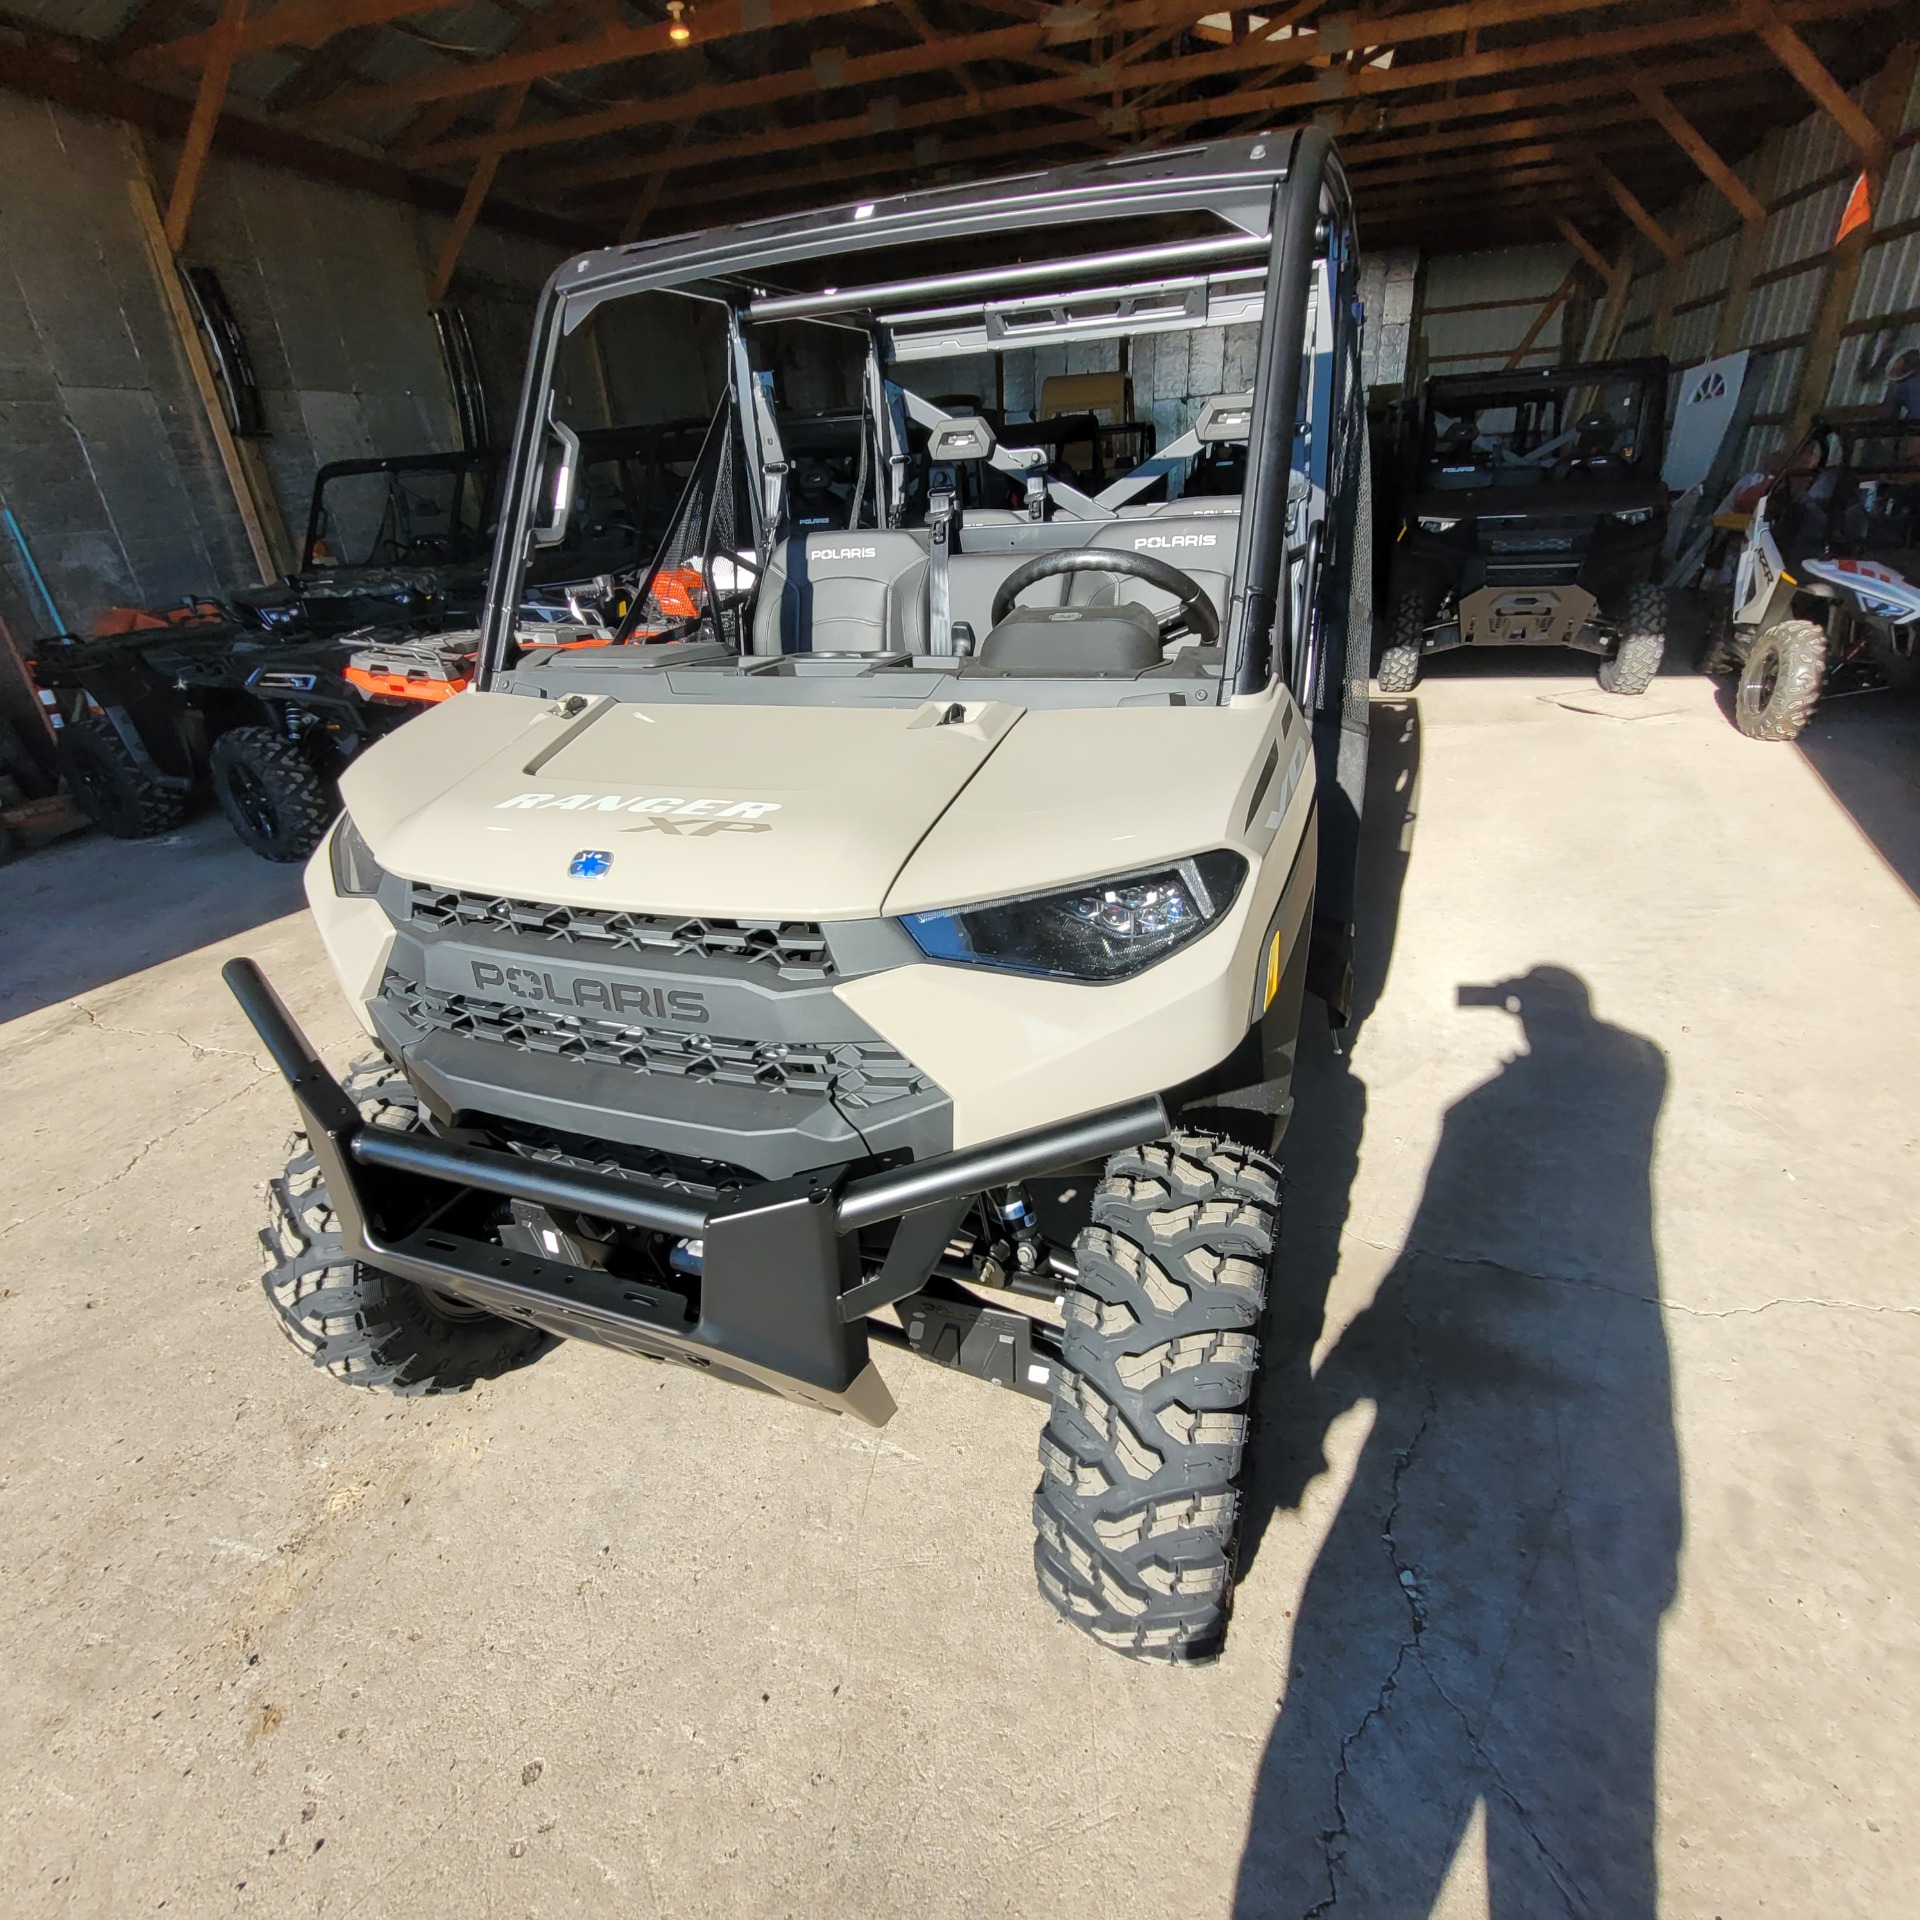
[990,548,1220,646]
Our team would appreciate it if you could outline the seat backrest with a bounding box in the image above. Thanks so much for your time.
[751,532,927,654]
[1065,514,1242,629]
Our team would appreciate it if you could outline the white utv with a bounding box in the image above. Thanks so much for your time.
[228,133,1372,1663]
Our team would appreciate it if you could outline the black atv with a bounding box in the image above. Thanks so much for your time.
[1720,411,1920,740]
[1380,356,1672,693]
[34,425,705,861]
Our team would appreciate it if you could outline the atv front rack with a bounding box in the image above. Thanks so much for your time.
[225,958,1163,1426]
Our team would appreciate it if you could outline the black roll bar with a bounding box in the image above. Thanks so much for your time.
[1231,123,1334,697]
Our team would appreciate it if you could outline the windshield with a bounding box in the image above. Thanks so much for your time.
[510,233,1289,659]
[1421,371,1660,491]
[306,458,496,571]
[482,146,1359,707]
[1766,423,1920,566]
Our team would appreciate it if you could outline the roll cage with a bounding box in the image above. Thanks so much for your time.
[475,131,1362,708]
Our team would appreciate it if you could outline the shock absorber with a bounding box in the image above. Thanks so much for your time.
[991,1184,1043,1274]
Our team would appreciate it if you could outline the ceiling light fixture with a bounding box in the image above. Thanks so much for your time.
[667,2,691,43]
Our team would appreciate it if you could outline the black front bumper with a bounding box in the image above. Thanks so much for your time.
[226,958,1164,1426]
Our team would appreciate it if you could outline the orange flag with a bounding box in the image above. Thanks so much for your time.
[1836,171,1872,244]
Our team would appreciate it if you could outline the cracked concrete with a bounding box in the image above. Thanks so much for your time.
[2,667,1918,1918]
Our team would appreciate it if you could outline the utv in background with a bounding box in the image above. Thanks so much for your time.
[1380,357,1672,693]
[1721,411,1920,739]
[34,425,706,861]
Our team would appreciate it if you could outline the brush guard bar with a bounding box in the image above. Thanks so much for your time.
[225,958,1164,1426]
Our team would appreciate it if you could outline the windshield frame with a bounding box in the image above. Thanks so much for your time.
[475,133,1352,706]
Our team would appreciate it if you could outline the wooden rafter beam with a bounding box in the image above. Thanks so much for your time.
[0,19,603,253]
[422,0,613,300]
[163,0,248,252]
[1587,156,1683,263]
[1129,0,1872,143]
[304,0,1753,137]
[625,137,1593,238]
[263,25,382,117]
[428,82,529,304]
[533,0,1877,195]
[1626,66,1767,223]
[1505,267,1579,369]
[143,0,499,66]
[1733,0,1890,167]
[293,0,903,128]
[1304,47,1778,149]
[577,60,1779,234]
[1554,213,1612,280]
[1336,73,1783,173]
[385,0,612,161]
[408,21,1063,167]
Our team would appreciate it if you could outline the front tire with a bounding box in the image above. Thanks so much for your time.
[1734,618,1826,741]
[57,718,189,839]
[210,725,335,863]
[262,1058,546,1394]
[1376,586,1425,692]
[1598,582,1666,694]
[1034,1132,1277,1663]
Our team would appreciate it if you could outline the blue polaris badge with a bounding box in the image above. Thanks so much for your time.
[568,849,613,879]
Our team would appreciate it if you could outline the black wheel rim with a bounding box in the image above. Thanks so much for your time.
[73,759,113,816]
[418,1284,494,1324]
[225,759,279,842]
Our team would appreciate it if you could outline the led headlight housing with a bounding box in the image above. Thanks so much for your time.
[328,811,386,897]
[1416,515,1461,533]
[1611,505,1659,526]
[900,851,1246,983]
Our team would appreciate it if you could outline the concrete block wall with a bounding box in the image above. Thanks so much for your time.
[0,94,256,648]
[1359,247,1422,397]
[0,91,563,659]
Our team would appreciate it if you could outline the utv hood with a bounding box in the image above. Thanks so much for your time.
[339,689,1022,919]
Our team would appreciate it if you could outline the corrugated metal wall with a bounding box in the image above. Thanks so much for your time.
[1416,245,1573,377]
[1413,55,1920,480]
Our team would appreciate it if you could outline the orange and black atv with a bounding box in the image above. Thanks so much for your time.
[31,426,707,861]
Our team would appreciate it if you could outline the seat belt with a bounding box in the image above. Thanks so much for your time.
[926,480,956,656]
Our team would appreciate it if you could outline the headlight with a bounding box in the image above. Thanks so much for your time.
[1611,505,1659,526]
[328,812,385,897]
[900,851,1246,982]
[1416,515,1460,533]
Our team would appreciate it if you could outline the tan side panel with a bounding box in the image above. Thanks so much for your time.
[845,758,1316,1148]
[341,691,1024,920]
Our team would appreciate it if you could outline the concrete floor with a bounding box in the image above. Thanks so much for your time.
[2,661,1916,1919]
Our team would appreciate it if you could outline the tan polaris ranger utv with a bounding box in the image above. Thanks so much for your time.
[228,132,1371,1663]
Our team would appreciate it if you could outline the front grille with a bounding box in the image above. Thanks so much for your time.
[1487,532,1576,553]
[384,974,931,1110]
[410,884,833,979]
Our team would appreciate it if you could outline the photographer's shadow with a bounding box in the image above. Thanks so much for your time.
[1236,967,1681,1918]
